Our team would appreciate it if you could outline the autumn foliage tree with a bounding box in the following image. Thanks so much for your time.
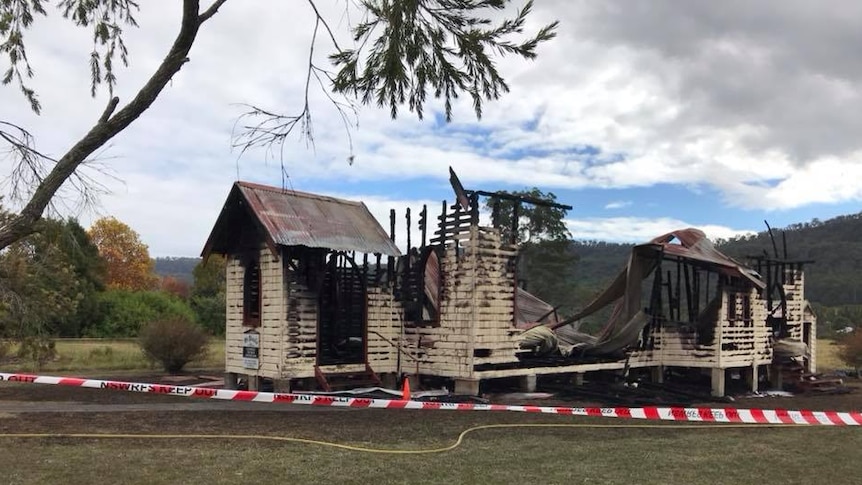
[160,276,191,300]
[88,216,157,290]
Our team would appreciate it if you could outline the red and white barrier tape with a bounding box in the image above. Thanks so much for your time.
[1,372,860,426]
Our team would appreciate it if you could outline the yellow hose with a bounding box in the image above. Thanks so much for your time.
[0,422,815,455]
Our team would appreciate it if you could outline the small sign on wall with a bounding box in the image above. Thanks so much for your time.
[242,331,260,369]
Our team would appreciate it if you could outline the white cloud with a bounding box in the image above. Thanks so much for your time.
[604,200,631,210]
[566,217,756,244]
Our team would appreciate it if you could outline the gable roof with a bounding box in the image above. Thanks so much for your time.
[202,181,401,258]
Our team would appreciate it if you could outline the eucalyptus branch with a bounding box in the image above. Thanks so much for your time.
[0,0,555,253]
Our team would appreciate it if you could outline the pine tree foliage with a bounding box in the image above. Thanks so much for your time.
[331,0,558,120]
[0,214,104,337]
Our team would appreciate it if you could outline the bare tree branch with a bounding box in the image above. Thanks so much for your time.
[0,121,54,165]
[233,0,358,170]
[99,96,121,123]
[200,0,229,23]
[1,121,55,208]
[306,0,342,51]
[1,119,120,223]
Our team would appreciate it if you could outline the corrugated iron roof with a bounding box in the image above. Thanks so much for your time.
[644,228,765,288]
[203,181,401,257]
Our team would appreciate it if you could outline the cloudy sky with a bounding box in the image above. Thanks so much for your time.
[2,1,861,256]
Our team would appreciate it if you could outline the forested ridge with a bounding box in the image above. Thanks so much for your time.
[153,257,200,284]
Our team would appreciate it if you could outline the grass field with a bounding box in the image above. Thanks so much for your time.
[2,338,844,373]
[816,338,846,371]
[0,410,860,485]
[0,338,225,373]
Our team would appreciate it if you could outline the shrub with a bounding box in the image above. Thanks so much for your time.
[88,346,115,360]
[837,330,862,374]
[139,317,209,373]
[190,293,225,336]
[16,337,57,370]
[90,289,197,338]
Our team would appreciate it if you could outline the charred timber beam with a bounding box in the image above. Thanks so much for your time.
[469,189,573,210]
[675,260,682,322]
[420,204,427,248]
[511,201,520,245]
[405,208,412,261]
[388,209,396,287]
[744,255,815,265]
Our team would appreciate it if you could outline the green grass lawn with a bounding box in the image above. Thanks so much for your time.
[816,338,846,371]
[0,338,225,373]
[0,413,859,485]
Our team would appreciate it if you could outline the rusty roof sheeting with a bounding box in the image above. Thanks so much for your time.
[216,181,400,256]
[644,228,765,288]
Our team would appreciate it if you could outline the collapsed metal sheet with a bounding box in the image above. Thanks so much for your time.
[531,228,762,358]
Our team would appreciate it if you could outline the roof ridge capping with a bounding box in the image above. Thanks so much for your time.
[235,181,363,207]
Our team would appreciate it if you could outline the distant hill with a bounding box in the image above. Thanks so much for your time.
[569,240,631,290]
[718,213,862,306]
[153,257,200,284]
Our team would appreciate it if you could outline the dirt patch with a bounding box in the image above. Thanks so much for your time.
[732,383,862,413]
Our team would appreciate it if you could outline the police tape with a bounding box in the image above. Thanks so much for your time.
[1,372,860,425]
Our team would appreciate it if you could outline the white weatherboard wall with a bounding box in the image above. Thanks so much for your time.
[225,246,406,380]
[225,248,286,378]
[804,301,817,373]
[395,226,521,380]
